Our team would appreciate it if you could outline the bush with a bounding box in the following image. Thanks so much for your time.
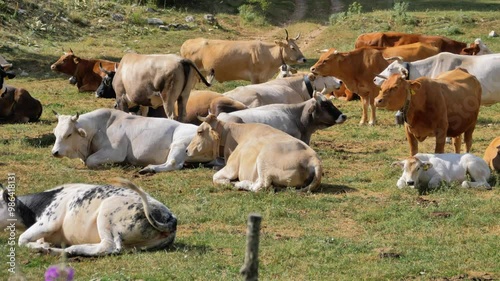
[238,4,267,26]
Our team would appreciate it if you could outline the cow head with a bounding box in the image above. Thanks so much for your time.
[309,48,343,77]
[373,58,406,86]
[0,67,16,96]
[308,74,343,94]
[276,29,306,64]
[95,63,117,99]
[375,74,420,111]
[460,38,492,55]
[0,184,24,230]
[186,114,220,160]
[392,156,432,188]
[276,64,298,78]
[51,112,90,161]
[308,94,347,128]
[50,48,80,76]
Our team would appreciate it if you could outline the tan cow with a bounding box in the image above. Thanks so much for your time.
[376,42,440,62]
[460,38,494,55]
[186,114,322,192]
[375,68,481,156]
[354,32,467,54]
[113,53,211,122]
[50,49,118,92]
[180,30,306,84]
[310,47,389,125]
[483,137,500,172]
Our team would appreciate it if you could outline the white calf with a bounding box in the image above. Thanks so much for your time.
[392,153,491,190]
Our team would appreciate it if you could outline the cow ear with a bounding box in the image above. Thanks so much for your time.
[77,128,87,138]
[409,81,421,91]
[391,161,404,168]
[73,57,80,64]
[274,40,285,47]
[422,162,432,171]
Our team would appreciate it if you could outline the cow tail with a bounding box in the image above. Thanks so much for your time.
[297,158,322,193]
[181,59,212,87]
[110,178,172,232]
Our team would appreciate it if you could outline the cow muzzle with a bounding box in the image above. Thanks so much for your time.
[297,58,307,63]
[52,150,62,158]
[406,180,415,186]
[336,114,347,124]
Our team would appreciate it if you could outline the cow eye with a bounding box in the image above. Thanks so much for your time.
[66,133,72,139]
[290,45,295,50]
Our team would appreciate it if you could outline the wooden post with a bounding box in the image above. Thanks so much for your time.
[240,213,262,281]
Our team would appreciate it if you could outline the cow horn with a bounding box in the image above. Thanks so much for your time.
[52,110,60,117]
[294,33,300,40]
[99,63,110,75]
[375,74,388,80]
[197,115,207,122]
[69,48,74,54]
[384,56,403,62]
[401,67,408,79]
[285,29,289,41]
[71,112,79,122]
[114,63,118,72]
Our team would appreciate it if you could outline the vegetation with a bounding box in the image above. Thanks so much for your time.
[0,0,499,280]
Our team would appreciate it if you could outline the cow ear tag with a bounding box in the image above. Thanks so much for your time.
[423,164,430,171]
[410,89,416,95]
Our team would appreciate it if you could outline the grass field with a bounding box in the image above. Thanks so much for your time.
[0,1,499,280]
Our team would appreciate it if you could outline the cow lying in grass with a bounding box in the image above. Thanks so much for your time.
[392,153,491,191]
[483,137,500,172]
[186,114,322,192]
[0,178,177,256]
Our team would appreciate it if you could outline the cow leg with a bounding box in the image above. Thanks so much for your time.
[213,165,239,186]
[462,161,491,189]
[368,95,376,126]
[463,128,474,153]
[434,129,446,154]
[18,221,61,251]
[161,90,177,120]
[85,149,126,168]
[405,125,418,156]
[177,92,189,123]
[359,96,369,125]
[452,136,462,153]
[139,142,187,174]
[138,106,149,117]
[64,212,120,257]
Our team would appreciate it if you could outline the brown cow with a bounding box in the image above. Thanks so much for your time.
[310,47,389,125]
[180,30,306,84]
[0,68,42,123]
[460,38,494,55]
[50,49,118,92]
[376,42,440,62]
[355,32,467,54]
[483,137,500,172]
[375,68,481,156]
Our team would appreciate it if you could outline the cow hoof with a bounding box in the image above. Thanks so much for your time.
[138,168,156,175]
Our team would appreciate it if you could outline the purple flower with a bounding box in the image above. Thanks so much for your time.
[45,265,75,281]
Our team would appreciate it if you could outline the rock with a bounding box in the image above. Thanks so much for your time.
[185,15,195,23]
[112,13,125,21]
[204,14,216,24]
[147,18,164,25]
[488,30,498,37]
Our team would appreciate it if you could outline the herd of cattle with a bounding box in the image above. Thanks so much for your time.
[1,30,499,257]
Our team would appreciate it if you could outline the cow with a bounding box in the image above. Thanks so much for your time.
[95,63,118,98]
[95,68,247,125]
[224,74,342,107]
[310,47,389,125]
[0,68,42,123]
[113,53,211,122]
[392,153,491,190]
[375,42,440,62]
[186,114,323,192]
[373,52,500,105]
[483,137,500,172]
[0,178,177,256]
[460,38,494,55]
[354,31,467,54]
[375,68,481,156]
[50,49,118,92]
[217,94,346,144]
[51,108,213,174]
[180,29,306,84]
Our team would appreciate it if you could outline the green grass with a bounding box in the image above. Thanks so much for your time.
[0,0,499,280]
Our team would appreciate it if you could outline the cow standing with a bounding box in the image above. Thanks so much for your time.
[180,30,306,84]
[375,68,481,156]
[0,178,177,256]
[354,31,467,54]
[0,68,42,123]
[310,47,389,125]
[50,49,118,92]
[51,108,213,174]
[113,53,211,122]
[186,114,323,192]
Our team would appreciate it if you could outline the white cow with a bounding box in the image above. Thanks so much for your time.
[217,95,346,144]
[224,74,342,107]
[0,178,177,256]
[392,153,491,190]
[373,52,500,105]
[51,108,212,174]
